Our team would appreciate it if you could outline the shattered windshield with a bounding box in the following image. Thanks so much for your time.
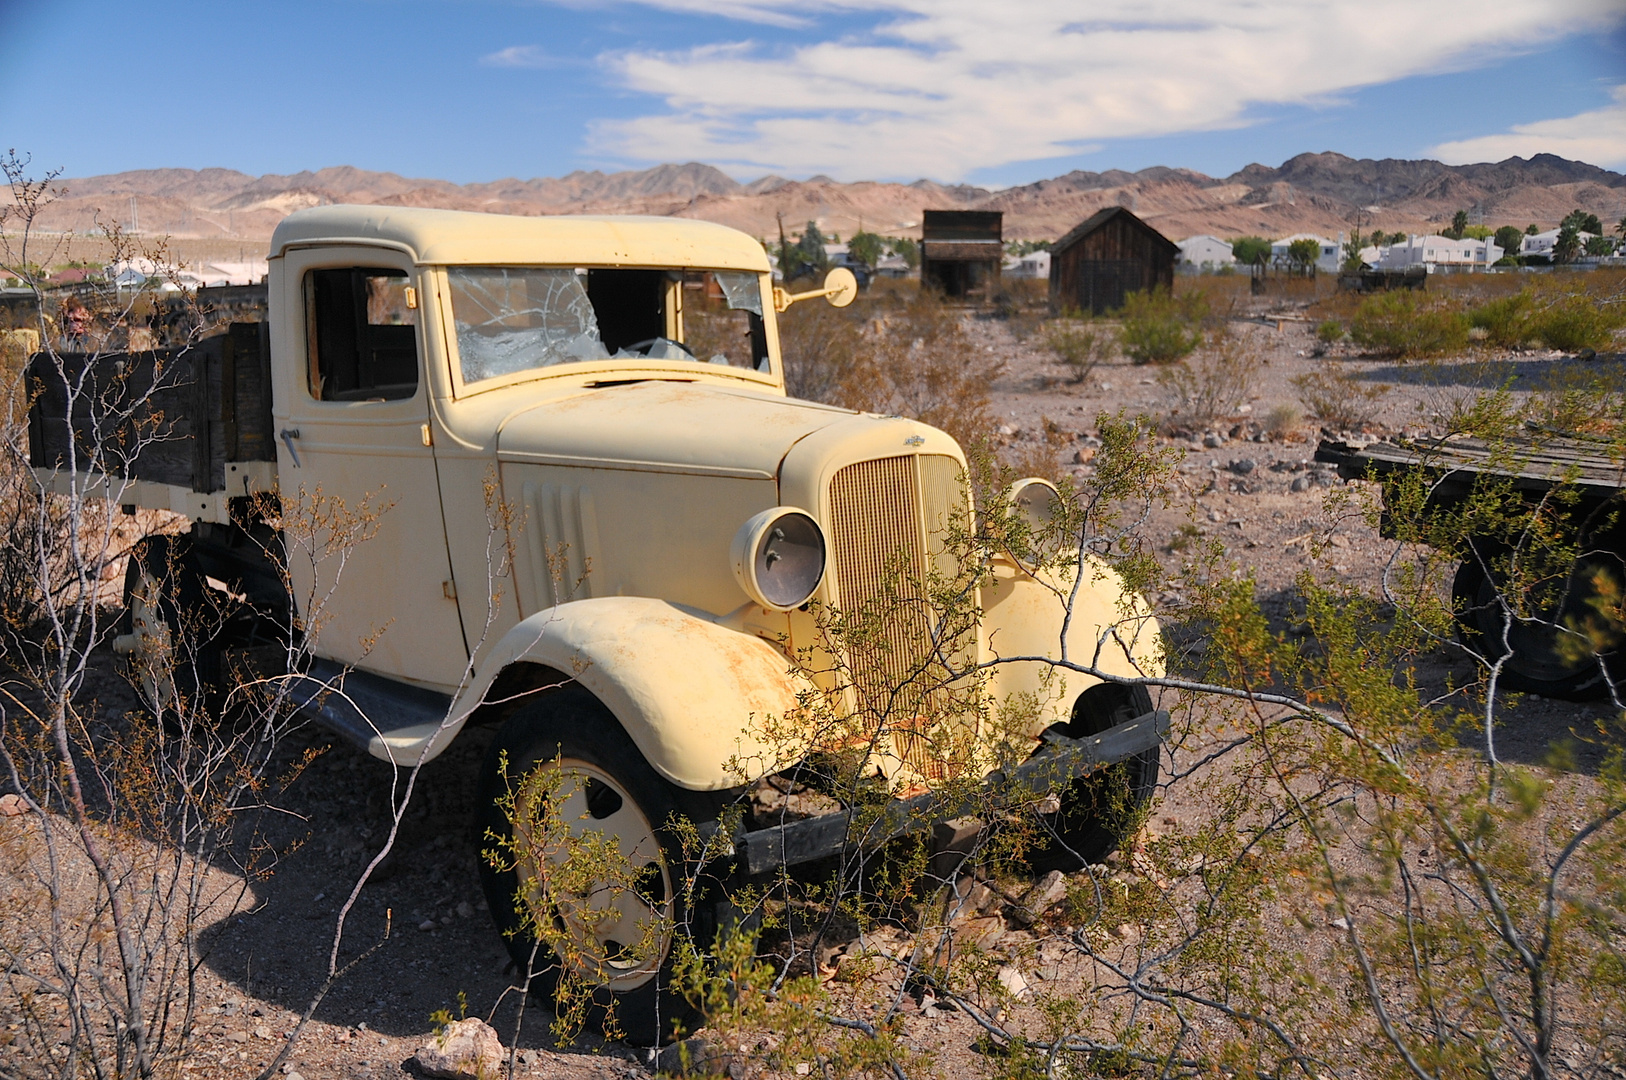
[448,266,769,388]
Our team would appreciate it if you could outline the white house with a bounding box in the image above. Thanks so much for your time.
[1374,235,1501,271]
[1521,228,1596,257]
[1003,250,1051,279]
[1270,233,1343,273]
[1175,235,1235,272]
[874,254,912,279]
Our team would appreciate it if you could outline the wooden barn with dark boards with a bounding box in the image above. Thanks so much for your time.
[920,209,1003,299]
[1049,207,1177,315]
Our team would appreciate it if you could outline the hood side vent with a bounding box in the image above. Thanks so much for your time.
[523,480,599,609]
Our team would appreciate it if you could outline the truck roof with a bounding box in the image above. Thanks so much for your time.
[269,205,772,271]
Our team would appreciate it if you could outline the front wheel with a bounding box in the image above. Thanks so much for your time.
[475,686,725,1045]
[1032,682,1160,871]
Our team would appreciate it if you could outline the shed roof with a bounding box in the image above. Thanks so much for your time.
[1051,206,1177,256]
[270,205,771,270]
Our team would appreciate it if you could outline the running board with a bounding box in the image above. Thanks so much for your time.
[283,659,455,766]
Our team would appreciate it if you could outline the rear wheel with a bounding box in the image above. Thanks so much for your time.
[475,686,726,1045]
[1453,556,1623,701]
[1033,682,1160,871]
[116,535,223,715]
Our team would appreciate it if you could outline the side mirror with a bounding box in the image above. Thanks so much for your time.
[773,267,859,312]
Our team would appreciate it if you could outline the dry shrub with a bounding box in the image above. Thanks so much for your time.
[1043,318,1116,383]
[778,285,995,453]
[1350,291,1469,358]
[1156,331,1260,430]
[1530,363,1626,434]
[778,299,870,406]
[1292,368,1391,431]
[1263,402,1304,439]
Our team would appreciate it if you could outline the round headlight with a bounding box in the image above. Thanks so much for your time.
[1005,477,1063,560]
[731,508,826,611]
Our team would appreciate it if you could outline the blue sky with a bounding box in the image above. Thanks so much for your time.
[2,0,1623,186]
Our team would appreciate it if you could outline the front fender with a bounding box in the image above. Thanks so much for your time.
[440,597,814,789]
[982,555,1163,734]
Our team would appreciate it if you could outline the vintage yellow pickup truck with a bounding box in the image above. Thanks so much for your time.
[28,205,1164,1041]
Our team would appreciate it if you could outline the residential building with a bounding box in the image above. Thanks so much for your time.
[1175,235,1236,272]
[1003,250,1051,279]
[1269,233,1343,273]
[1521,228,1596,258]
[1374,236,1501,270]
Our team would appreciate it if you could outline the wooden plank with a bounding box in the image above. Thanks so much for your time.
[1319,434,1625,496]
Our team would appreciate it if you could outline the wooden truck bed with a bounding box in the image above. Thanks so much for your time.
[27,321,279,521]
[1316,429,1626,502]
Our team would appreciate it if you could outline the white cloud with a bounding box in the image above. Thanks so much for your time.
[1431,84,1626,169]
[582,0,1623,180]
[481,45,554,68]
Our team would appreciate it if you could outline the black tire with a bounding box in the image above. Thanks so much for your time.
[1453,556,1623,701]
[475,685,727,1045]
[120,535,224,713]
[1033,682,1160,871]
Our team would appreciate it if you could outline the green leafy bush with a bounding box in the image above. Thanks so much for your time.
[1531,293,1625,352]
[1468,290,1537,348]
[1349,291,1469,358]
[1117,287,1205,365]
[1315,318,1345,345]
[1230,236,1271,265]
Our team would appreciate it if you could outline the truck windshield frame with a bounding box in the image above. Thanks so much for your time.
[445,265,771,393]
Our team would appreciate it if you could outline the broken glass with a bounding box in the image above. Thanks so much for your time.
[449,267,610,384]
[714,271,762,316]
[448,265,770,387]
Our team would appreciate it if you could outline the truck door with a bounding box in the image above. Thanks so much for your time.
[274,247,468,690]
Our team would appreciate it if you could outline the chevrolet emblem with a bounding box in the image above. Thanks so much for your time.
[905,435,925,446]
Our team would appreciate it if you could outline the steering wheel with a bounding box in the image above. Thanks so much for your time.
[624,336,697,360]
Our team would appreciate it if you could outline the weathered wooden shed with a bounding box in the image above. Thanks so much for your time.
[1049,207,1177,315]
[920,210,1002,299]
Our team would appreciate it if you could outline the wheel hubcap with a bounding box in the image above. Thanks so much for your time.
[512,759,673,992]
[116,567,178,708]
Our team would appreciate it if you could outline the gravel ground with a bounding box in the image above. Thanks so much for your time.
[4,300,1620,1079]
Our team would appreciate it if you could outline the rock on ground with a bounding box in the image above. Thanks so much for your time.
[411,1017,505,1080]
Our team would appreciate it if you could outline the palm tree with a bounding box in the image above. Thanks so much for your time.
[1553,223,1581,265]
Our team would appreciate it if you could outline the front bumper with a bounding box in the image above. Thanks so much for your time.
[710,707,1168,875]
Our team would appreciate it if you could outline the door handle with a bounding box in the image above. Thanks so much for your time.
[279,428,302,468]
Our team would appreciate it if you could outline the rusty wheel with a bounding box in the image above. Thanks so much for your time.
[475,685,728,1045]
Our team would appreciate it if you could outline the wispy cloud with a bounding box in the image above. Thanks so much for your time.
[480,44,556,68]
[1431,84,1626,169]
[581,0,1623,180]
[602,0,812,28]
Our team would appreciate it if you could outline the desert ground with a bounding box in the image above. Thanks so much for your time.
[2,271,1622,1080]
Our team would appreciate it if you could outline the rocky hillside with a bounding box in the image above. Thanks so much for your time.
[18,152,1626,246]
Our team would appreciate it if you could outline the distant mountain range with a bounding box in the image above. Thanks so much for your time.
[21,152,1626,246]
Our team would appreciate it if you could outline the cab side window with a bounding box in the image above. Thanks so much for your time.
[306,268,418,401]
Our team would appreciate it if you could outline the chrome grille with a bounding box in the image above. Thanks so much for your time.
[826,455,965,777]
